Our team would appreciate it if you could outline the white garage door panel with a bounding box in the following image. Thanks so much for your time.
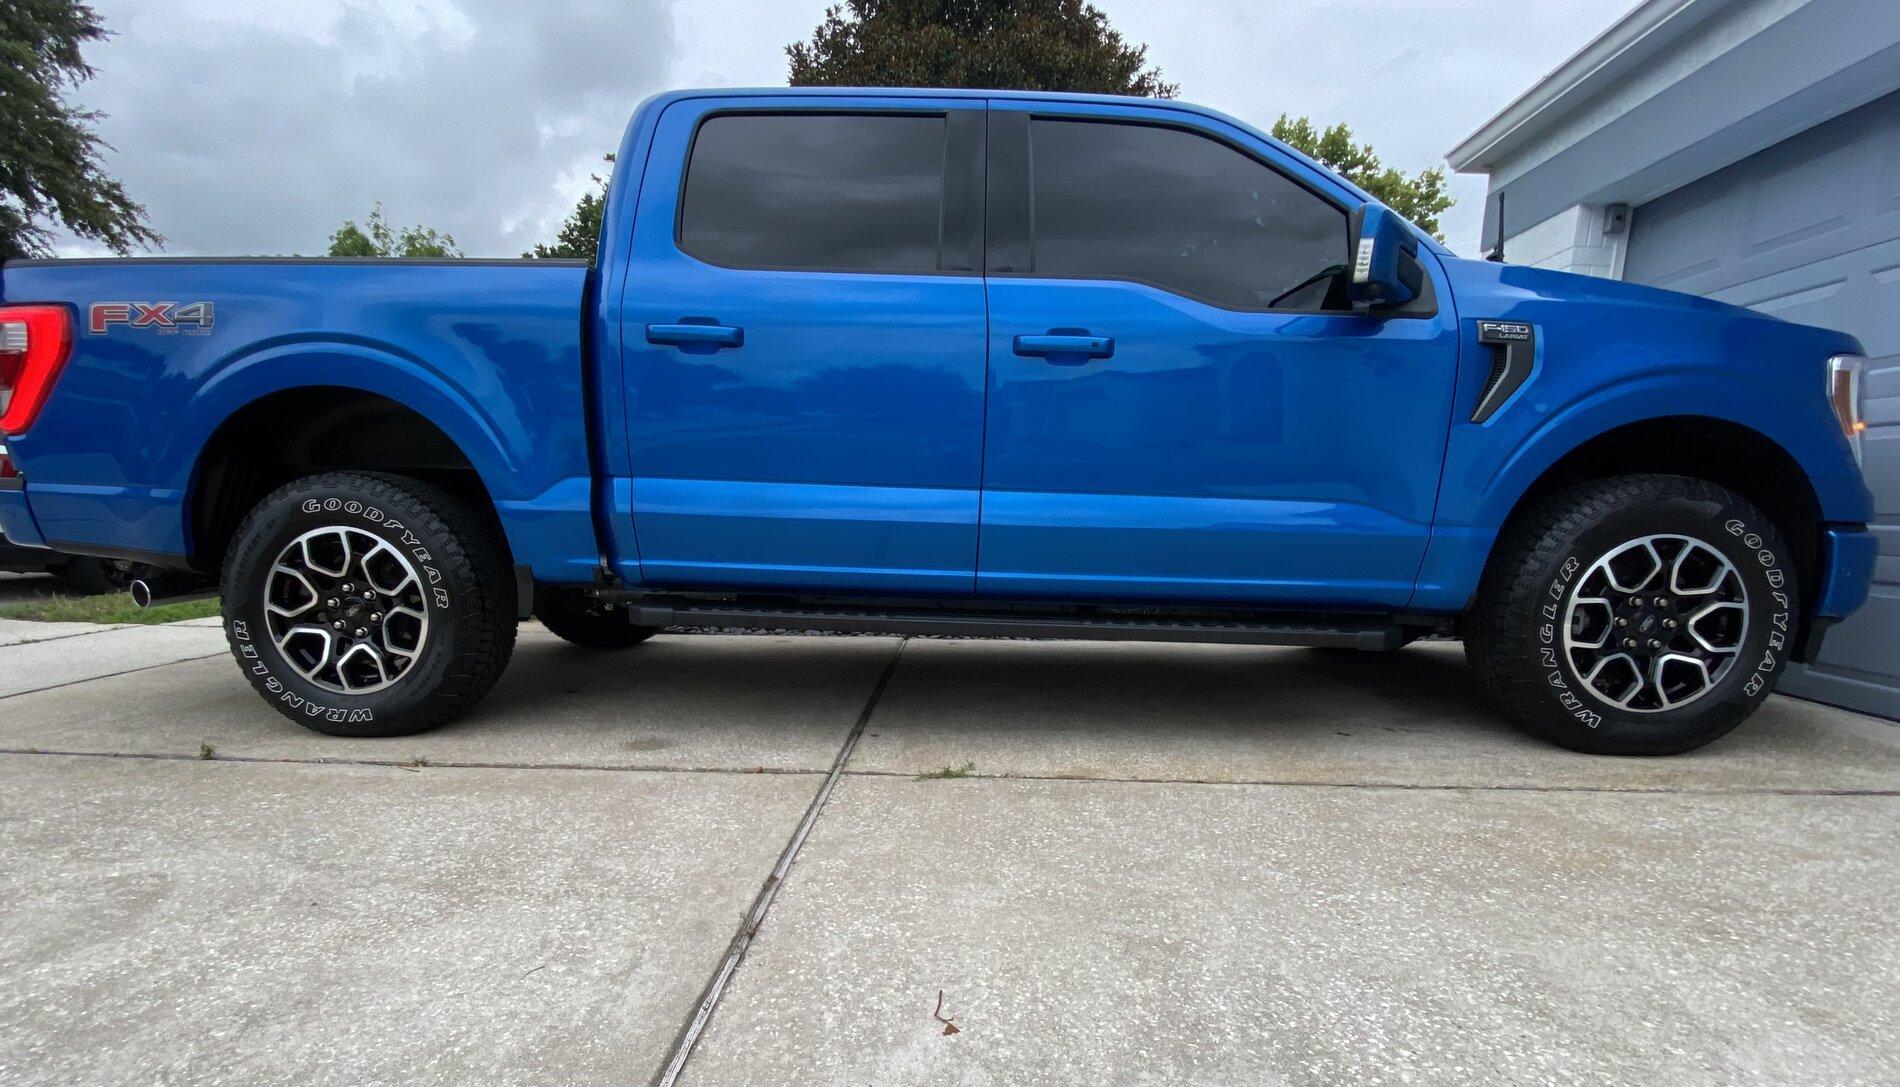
[1627,89,1900,720]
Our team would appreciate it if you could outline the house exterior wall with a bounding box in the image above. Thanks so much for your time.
[1499,205,1627,278]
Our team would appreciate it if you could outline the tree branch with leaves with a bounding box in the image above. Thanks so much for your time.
[0,0,160,260]
[788,0,1175,96]
[1271,115,1454,242]
[327,204,461,258]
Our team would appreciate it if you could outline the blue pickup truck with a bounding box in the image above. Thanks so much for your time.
[0,88,1876,754]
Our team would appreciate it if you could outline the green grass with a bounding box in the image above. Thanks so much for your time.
[915,761,977,781]
[0,592,221,626]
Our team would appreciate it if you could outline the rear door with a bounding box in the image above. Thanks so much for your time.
[977,106,1461,607]
[621,97,987,594]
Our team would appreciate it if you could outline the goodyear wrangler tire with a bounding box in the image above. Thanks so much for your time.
[1467,475,1799,756]
[220,472,517,737]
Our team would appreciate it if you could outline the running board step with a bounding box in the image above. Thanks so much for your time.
[626,604,1402,650]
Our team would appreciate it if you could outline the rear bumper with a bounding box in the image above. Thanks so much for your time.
[0,479,47,549]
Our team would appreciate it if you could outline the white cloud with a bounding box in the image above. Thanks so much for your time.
[62,0,1634,258]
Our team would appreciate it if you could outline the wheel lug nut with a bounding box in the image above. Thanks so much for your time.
[1628,597,1643,607]
[1647,639,1662,650]
[1623,637,1638,649]
[1653,597,1669,608]
[370,612,383,623]
[341,583,355,593]
[353,627,367,638]
[1615,618,1629,627]
[332,621,345,631]
[325,597,339,608]
[1664,619,1679,629]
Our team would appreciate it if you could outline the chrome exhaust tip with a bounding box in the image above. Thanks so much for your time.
[128,575,217,610]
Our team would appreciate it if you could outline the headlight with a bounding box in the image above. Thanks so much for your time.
[1828,354,1867,467]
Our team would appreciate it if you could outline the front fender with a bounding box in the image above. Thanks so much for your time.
[1412,376,1871,614]
[1467,370,1869,535]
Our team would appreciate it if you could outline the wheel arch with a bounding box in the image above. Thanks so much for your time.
[1486,415,1822,611]
[185,384,512,572]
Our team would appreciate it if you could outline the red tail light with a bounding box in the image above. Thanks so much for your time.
[0,305,74,435]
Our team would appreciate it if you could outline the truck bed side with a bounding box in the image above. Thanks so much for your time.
[0,258,599,584]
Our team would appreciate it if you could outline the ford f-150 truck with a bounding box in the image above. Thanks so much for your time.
[0,89,1876,754]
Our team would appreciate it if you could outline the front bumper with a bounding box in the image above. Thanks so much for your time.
[1795,525,1878,663]
[1815,526,1877,620]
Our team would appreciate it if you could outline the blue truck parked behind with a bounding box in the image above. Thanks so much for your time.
[0,89,1877,754]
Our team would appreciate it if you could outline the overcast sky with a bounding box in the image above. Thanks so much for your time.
[66,0,1639,259]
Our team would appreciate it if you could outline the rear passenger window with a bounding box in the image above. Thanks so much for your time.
[1027,119,1350,311]
[680,113,947,273]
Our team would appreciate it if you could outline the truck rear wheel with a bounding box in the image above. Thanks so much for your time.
[1467,475,1799,755]
[535,592,662,649]
[220,472,517,737]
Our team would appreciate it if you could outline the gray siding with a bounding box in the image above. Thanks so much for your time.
[1626,90,1900,719]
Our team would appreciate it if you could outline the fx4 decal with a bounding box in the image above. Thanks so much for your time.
[89,301,215,335]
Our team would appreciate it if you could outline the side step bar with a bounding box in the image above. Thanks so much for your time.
[626,604,1403,651]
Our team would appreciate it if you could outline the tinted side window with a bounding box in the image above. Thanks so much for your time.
[681,113,947,273]
[1028,119,1349,310]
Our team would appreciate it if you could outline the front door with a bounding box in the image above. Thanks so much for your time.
[977,108,1460,608]
[622,98,988,594]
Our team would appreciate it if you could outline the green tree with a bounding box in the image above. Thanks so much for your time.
[1271,115,1453,241]
[788,0,1176,97]
[526,155,613,261]
[327,204,461,258]
[0,0,160,259]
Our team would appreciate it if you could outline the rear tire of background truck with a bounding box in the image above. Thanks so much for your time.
[220,472,517,737]
[535,592,662,649]
[1466,475,1799,756]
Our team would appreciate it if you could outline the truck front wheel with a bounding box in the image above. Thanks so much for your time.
[219,472,517,737]
[1466,475,1799,755]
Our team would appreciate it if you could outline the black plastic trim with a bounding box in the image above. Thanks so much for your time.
[624,601,1402,650]
[40,540,196,572]
[515,564,536,620]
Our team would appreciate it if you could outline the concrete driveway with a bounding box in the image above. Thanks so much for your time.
[0,626,1895,1086]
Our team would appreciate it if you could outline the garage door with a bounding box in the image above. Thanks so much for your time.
[1625,89,1900,720]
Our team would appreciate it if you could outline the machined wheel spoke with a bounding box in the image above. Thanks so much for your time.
[300,529,352,578]
[1653,653,1713,710]
[276,624,335,672]
[1687,600,1748,654]
[1671,541,1735,596]
[266,566,320,618]
[1603,539,1664,594]
[1565,597,1615,650]
[334,642,389,691]
[1583,652,1644,706]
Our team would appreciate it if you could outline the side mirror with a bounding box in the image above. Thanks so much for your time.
[1348,204,1423,310]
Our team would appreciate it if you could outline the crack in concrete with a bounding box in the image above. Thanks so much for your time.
[0,746,1892,798]
[0,748,829,778]
[651,636,909,1087]
[0,652,227,701]
[839,767,1900,798]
